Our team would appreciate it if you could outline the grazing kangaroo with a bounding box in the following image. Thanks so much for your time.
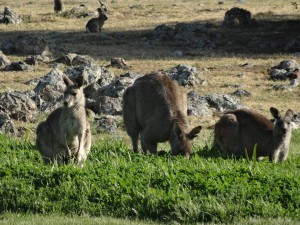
[54,0,64,13]
[36,75,91,168]
[214,107,294,162]
[123,72,202,158]
[86,0,108,33]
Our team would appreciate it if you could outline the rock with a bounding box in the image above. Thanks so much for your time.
[223,7,252,27]
[91,96,122,115]
[272,60,299,72]
[187,91,212,116]
[96,72,142,98]
[1,34,49,55]
[24,55,50,65]
[232,89,251,97]
[60,4,95,18]
[167,64,199,86]
[110,57,130,69]
[270,69,288,80]
[170,50,183,57]
[1,7,22,24]
[0,111,16,135]
[0,50,10,68]
[96,115,118,133]
[0,91,37,122]
[65,64,114,87]
[3,61,29,71]
[56,53,95,66]
[205,93,245,111]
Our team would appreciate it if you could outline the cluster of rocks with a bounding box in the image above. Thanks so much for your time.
[0,7,22,24]
[148,22,222,50]
[269,60,299,90]
[223,7,255,28]
[60,4,96,18]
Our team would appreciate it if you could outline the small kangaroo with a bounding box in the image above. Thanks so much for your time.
[54,0,64,13]
[123,72,202,159]
[36,75,91,167]
[86,8,108,33]
[214,107,294,162]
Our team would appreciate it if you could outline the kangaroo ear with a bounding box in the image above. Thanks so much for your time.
[285,109,294,119]
[62,75,74,87]
[270,107,280,119]
[75,75,84,88]
[173,122,184,140]
[187,126,202,139]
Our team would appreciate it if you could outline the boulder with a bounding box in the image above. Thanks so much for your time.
[3,61,29,71]
[0,50,10,68]
[0,112,16,135]
[223,7,252,27]
[167,64,200,86]
[0,7,22,24]
[0,91,37,122]
[1,34,48,55]
[96,115,118,133]
[187,91,212,116]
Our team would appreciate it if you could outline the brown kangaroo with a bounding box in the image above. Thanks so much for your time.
[86,8,108,33]
[123,72,202,158]
[214,107,294,162]
[36,75,91,167]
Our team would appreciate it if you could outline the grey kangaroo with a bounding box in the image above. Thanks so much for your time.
[123,72,202,159]
[214,107,294,162]
[36,75,91,167]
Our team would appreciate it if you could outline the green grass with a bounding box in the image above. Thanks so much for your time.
[1,130,300,224]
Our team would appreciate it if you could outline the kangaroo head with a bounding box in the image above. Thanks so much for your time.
[62,75,85,108]
[97,8,108,21]
[170,123,202,159]
[270,107,294,137]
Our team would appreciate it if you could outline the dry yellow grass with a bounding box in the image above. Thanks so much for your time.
[0,0,299,144]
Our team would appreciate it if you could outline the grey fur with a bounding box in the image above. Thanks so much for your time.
[36,75,91,167]
[85,8,108,33]
[214,107,294,162]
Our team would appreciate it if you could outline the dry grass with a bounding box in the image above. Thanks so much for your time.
[0,0,299,144]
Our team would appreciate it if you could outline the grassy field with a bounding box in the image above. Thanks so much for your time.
[0,0,300,224]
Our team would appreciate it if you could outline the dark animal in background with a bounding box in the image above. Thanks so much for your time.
[123,72,202,159]
[86,0,108,33]
[214,107,294,162]
[54,0,64,13]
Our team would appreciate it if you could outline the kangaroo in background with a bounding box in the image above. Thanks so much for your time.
[54,0,64,13]
[86,0,108,33]
[36,75,91,167]
[214,107,294,162]
[123,72,202,159]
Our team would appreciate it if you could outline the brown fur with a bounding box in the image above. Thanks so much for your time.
[36,75,91,167]
[54,0,64,13]
[123,72,202,158]
[214,107,294,162]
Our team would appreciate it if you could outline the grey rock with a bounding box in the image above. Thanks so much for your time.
[232,89,251,97]
[273,60,299,72]
[0,91,37,122]
[223,7,252,27]
[91,96,122,115]
[205,93,245,111]
[0,111,16,135]
[4,61,29,71]
[61,4,95,18]
[1,34,49,55]
[167,64,199,86]
[170,50,183,57]
[110,57,130,69]
[56,53,95,66]
[96,115,118,133]
[270,69,288,80]
[187,91,212,116]
[0,50,10,68]
[1,7,22,24]
[24,55,50,65]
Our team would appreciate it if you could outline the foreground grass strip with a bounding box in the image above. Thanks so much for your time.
[0,132,300,224]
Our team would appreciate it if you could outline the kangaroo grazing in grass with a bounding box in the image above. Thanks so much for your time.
[36,75,91,167]
[123,72,202,158]
[86,0,108,33]
[54,0,64,13]
[214,107,294,162]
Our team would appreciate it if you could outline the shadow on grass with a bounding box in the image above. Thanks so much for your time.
[0,13,300,60]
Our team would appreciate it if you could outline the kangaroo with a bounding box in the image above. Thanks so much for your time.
[86,8,108,33]
[214,107,294,162]
[54,0,64,13]
[36,75,91,168]
[123,72,202,159]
